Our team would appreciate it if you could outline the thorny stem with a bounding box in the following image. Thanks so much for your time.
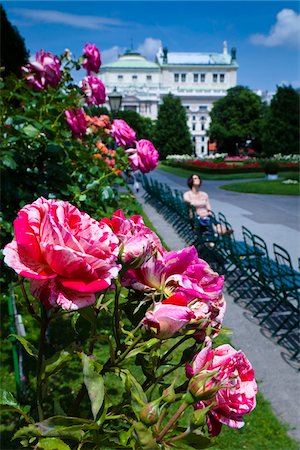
[18,277,40,322]
[36,306,49,421]
[113,280,122,356]
[114,335,143,365]
[156,401,189,443]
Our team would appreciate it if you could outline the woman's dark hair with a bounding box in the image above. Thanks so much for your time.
[187,174,202,189]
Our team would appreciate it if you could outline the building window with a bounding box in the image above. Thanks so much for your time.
[174,73,179,82]
[181,73,186,82]
[199,105,208,111]
[201,146,205,152]
[118,75,123,81]
[147,75,152,81]
[201,123,205,131]
[202,137,205,142]
[124,105,137,111]
[200,73,206,82]
[220,73,225,83]
[132,75,137,81]
[192,115,196,121]
[185,105,190,110]
[192,123,196,131]
[201,116,206,121]
[213,73,218,83]
[193,73,199,82]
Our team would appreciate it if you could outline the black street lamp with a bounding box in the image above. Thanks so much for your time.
[108,87,122,113]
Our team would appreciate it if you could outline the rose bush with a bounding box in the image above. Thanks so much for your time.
[2,199,257,449]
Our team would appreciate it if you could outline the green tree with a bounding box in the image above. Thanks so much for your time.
[208,86,263,154]
[0,5,29,77]
[261,85,300,156]
[154,93,193,159]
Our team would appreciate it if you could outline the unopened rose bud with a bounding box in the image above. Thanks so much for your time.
[188,370,219,401]
[162,383,176,403]
[140,401,160,425]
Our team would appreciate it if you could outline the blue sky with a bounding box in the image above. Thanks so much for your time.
[3,1,300,92]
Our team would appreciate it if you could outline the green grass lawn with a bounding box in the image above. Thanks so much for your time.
[220,179,300,195]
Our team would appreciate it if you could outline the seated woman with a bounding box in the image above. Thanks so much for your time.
[183,174,232,236]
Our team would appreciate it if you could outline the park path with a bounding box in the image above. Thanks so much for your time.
[133,169,300,443]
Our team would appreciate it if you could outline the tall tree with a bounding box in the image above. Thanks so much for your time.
[154,94,193,159]
[261,85,300,156]
[0,5,29,77]
[208,86,263,154]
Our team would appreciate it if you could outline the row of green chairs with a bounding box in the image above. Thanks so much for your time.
[141,176,300,366]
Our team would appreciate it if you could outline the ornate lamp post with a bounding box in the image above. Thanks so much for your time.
[108,87,122,113]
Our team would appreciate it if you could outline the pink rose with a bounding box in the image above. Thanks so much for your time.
[186,338,257,436]
[65,108,87,138]
[111,119,136,147]
[101,210,164,267]
[81,43,101,75]
[81,76,106,106]
[126,139,159,174]
[22,49,61,91]
[142,292,195,339]
[3,198,121,310]
[123,246,225,337]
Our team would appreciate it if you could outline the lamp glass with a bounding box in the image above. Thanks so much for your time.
[108,88,122,112]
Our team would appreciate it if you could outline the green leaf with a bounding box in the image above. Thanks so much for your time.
[80,353,104,420]
[0,390,32,421]
[46,144,63,154]
[126,338,160,359]
[22,124,40,138]
[42,350,71,378]
[2,155,17,169]
[14,416,98,442]
[37,437,71,450]
[79,306,97,325]
[99,186,114,202]
[79,194,86,202]
[121,370,147,418]
[177,431,214,449]
[133,421,159,450]
[9,334,38,359]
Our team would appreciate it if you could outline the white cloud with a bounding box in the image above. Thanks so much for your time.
[101,46,124,64]
[12,8,126,30]
[250,9,300,48]
[101,38,162,64]
[137,37,162,60]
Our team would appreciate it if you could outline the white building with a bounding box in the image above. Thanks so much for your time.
[100,42,238,156]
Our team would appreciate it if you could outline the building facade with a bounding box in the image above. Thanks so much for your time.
[100,42,238,156]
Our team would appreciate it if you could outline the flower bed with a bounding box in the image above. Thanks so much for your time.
[165,160,299,174]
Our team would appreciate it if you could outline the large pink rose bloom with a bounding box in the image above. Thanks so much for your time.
[186,337,257,436]
[65,108,87,138]
[81,43,101,75]
[22,49,61,91]
[101,209,164,266]
[126,139,159,174]
[111,119,136,147]
[81,76,106,106]
[3,198,121,310]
